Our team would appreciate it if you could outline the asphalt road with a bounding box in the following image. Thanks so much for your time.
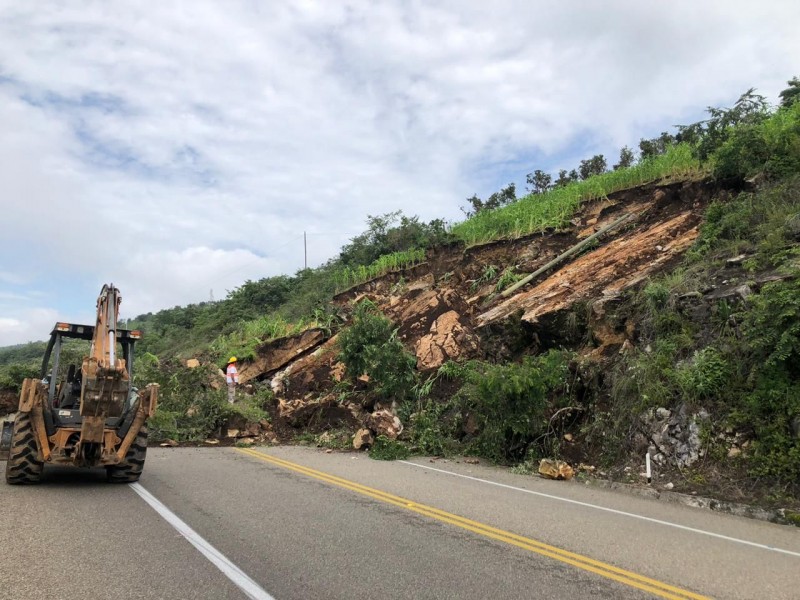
[2,446,799,600]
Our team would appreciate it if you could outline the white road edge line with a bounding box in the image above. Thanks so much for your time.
[398,460,800,558]
[130,482,275,600]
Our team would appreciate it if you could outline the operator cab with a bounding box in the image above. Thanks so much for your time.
[40,322,142,431]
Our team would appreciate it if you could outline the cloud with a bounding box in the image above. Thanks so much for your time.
[0,0,798,345]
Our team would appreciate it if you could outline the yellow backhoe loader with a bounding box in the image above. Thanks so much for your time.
[2,284,158,484]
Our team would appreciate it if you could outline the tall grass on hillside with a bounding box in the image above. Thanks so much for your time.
[451,144,704,246]
[210,314,311,363]
[334,248,426,291]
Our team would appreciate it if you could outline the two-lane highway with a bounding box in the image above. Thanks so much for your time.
[2,446,798,599]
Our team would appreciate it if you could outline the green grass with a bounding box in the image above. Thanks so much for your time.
[210,314,314,363]
[451,144,704,246]
[333,248,426,291]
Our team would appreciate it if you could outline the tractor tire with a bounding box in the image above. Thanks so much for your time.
[107,426,147,483]
[5,412,44,485]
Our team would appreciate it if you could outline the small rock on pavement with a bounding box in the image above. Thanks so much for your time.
[464,458,479,465]
[160,439,178,447]
[204,439,219,445]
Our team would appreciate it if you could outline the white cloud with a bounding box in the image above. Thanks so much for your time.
[0,0,799,345]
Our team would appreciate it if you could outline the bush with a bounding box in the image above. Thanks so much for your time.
[455,351,575,462]
[134,358,267,442]
[675,347,730,402]
[337,300,417,402]
[713,102,800,180]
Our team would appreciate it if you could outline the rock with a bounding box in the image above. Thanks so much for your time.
[728,447,742,458]
[619,339,634,354]
[330,362,346,382]
[563,433,574,442]
[353,428,373,450]
[325,448,333,454]
[357,374,371,384]
[464,458,479,465]
[414,310,479,371]
[203,439,219,445]
[160,439,179,447]
[186,405,198,417]
[726,254,748,265]
[655,407,671,420]
[226,428,240,438]
[237,437,255,446]
[244,422,260,437]
[538,459,574,480]
[663,482,674,490]
[366,409,404,439]
[236,328,326,384]
[463,413,480,436]
[734,284,752,300]
[259,419,272,431]
[185,358,201,368]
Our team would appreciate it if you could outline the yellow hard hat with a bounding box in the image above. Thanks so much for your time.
[228,356,237,363]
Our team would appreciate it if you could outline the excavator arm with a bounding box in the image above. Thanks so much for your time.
[75,284,132,465]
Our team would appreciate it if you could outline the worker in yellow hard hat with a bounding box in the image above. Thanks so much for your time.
[225,357,239,404]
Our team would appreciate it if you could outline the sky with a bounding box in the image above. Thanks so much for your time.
[0,1,798,346]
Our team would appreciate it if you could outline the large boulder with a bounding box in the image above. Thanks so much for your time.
[365,409,403,439]
[414,310,479,370]
[353,428,374,450]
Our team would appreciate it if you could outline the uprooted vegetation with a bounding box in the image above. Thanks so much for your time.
[2,82,799,510]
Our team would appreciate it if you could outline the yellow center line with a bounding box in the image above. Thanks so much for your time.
[236,448,711,600]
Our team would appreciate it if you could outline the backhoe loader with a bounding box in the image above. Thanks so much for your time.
[2,284,158,484]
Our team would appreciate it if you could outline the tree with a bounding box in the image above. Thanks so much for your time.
[461,182,517,217]
[578,154,607,180]
[677,88,770,160]
[553,169,572,188]
[526,170,552,194]
[613,146,635,170]
[779,76,800,108]
[639,132,676,160]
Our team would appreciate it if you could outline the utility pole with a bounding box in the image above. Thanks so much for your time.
[304,231,307,270]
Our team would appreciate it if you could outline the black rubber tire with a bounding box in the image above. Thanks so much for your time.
[5,412,44,485]
[107,426,148,483]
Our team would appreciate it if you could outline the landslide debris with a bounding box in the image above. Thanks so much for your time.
[234,177,722,442]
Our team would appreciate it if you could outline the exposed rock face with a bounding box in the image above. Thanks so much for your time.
[365,409,403,439]
[237,328,327,383]
[644,405,709,468]
[478,210,701,327]
[414,310,479,370]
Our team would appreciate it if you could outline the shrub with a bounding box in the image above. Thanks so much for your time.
[369,435,410,460]
[337,300,417,402]
[456,350,575,462]
[713,102,800,180]
[675,347,730,402]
